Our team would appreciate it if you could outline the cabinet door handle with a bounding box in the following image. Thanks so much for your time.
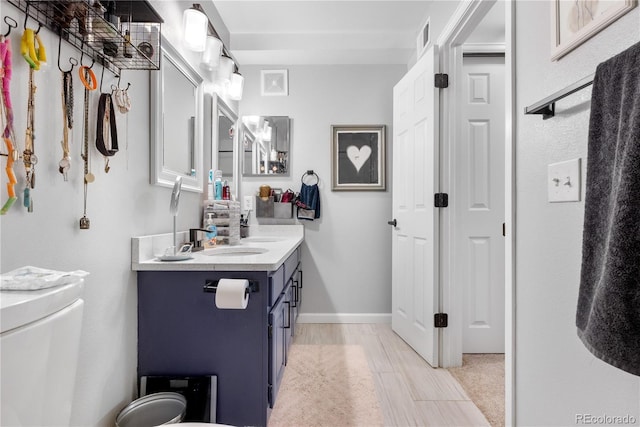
[284,301,291,329]
[387,219,397,227]
[293,280,299,305]
[299,270,303,288]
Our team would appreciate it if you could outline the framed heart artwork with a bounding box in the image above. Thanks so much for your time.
[331,125,386,191]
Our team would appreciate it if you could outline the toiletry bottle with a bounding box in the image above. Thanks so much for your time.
[222,180,230,200]
[214,170,222,200]
[208,170,214,201]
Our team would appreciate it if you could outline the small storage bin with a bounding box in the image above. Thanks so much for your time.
[255,197,293,219]
[274,202,293,219]
[203,200,240,246]
[256,196,274,218]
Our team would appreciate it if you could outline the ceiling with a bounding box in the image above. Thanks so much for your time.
[212,1,468,65]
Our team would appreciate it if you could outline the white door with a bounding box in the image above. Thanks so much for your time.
[391,46,440,367]
[457,56,505,353]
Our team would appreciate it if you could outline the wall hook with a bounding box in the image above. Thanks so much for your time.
[3,16,17,37]
[79,44,95,69]
[99,65,106,93]
[57,33,77,72]
[21,2,42,32]
[23,2,30,29]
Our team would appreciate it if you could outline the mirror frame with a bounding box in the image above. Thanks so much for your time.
[241,116,291,177]
[212,95,240,201]
[150,36,204,193]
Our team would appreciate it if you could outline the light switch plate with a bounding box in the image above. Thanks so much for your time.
[548,158,581,202]
[243,195,254,211]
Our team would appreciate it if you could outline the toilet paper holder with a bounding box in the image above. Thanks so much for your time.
[203,279,260,294]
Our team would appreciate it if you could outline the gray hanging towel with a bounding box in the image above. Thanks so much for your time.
[577,41,640,376]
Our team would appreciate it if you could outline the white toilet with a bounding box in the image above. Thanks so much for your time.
[0,278,85,426]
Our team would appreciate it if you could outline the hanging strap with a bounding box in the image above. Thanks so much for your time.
[95,93,118,157]
[63,70,73,128]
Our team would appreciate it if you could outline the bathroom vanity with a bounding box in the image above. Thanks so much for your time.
[132,226,303,426]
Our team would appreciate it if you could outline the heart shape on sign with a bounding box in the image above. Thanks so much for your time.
[346,145,372,173]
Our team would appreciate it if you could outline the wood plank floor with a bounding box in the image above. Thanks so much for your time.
[294,323,490,427]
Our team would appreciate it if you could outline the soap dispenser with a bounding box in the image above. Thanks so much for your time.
[204,213,217,248]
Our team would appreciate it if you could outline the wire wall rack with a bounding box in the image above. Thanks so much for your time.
[6,0,163,76]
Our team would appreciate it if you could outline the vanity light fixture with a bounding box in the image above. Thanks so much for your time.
[183,5,208,51]
[216,55,235,85]
[183,3,240,84]
[228,70,244,100]
[200,35,223,70]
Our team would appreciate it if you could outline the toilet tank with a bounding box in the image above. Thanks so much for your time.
[1,279,85,426]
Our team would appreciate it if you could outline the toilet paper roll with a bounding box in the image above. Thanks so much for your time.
[215,279,249,309]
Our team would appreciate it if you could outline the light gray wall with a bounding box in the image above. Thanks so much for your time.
[0,1,217,425]
[239,65,405,317]
[515,2,640,425]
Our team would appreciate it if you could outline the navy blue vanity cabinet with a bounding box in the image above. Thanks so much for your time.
[267,247,301,408]
[268,280,290,408]
[137,246,302,427]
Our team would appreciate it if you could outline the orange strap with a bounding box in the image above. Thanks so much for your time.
[79,66,97,91]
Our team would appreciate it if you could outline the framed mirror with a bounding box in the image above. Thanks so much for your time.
[213,96,239,199]
[241,116,291,176]
[150,37,204,192]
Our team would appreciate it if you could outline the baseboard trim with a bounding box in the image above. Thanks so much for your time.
[297,313,392,324]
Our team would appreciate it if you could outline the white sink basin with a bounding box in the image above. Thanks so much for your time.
[241,237,285,243]
[202,247,269,257]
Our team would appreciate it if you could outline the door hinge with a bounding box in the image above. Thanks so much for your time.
[434,193,448,208]
[434,313,448,328]
[503,222,506,237]
[435,73,449,88]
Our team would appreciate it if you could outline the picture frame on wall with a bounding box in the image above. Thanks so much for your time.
[551,0,637,61]
[331,125,386,191]
[261,69,289,96]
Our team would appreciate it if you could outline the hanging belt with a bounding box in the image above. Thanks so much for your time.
[95,93,118,172]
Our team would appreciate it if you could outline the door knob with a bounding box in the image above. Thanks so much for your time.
[387,219,397,227]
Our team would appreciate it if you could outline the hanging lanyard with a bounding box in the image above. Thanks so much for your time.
[22,67,36,212]
[59,70,73,180]
[20,27,45,212]
[0,36,17,214]
[80,66,95,229]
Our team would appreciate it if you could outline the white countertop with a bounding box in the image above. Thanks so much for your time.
[131,225,304,272]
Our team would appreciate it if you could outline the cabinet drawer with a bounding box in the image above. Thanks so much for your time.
[283,247,300,282]
[269,264,285,306]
